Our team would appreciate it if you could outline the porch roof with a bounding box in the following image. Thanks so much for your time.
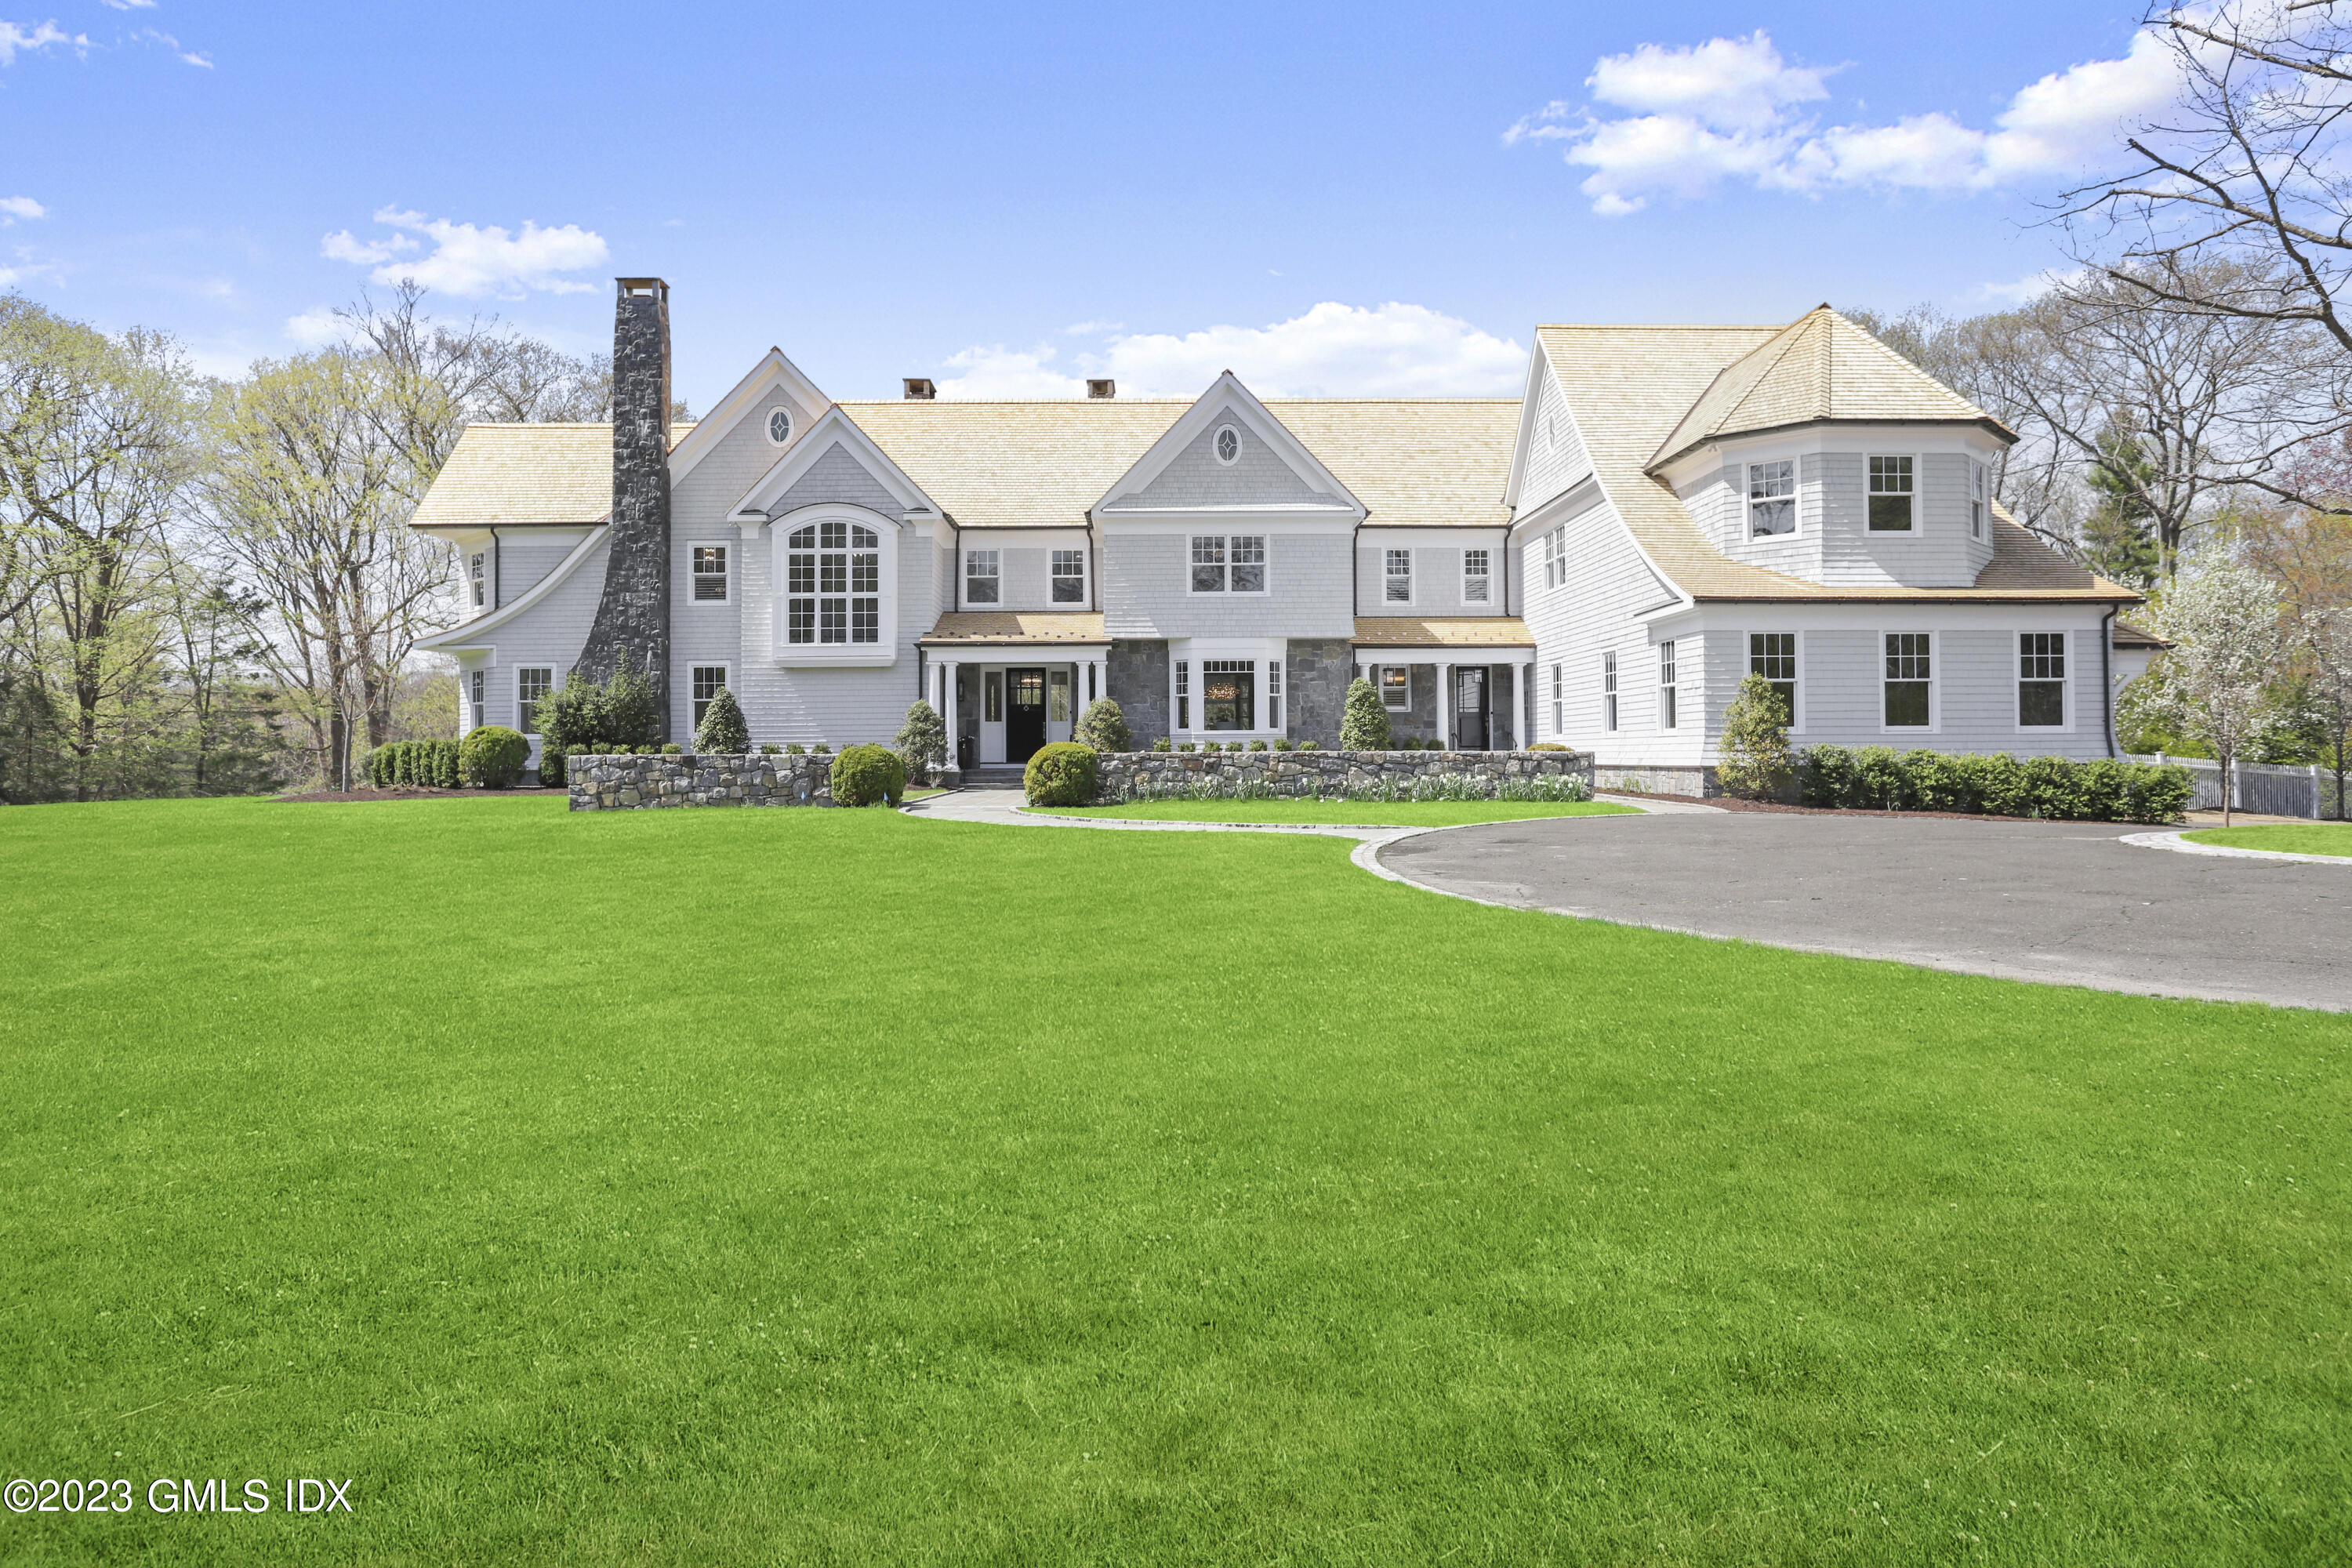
[1352,615,1535,651]
[919,612,1109,647]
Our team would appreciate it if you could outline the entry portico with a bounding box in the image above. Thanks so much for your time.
[920,612,1109,770]
[1353,616,1537,751]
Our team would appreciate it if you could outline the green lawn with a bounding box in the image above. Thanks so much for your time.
[2185,822,2352,858]
[1,797,2347,1565]
[1034,798,1637,827]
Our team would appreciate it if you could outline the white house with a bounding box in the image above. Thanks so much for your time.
[409,280,2157,786]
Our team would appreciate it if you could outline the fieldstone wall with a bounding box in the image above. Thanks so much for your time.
[1286,637,1353,748]
[1593,763,1719,799]
[1107,639,1169,745]
[1093,747,1593,803]
[568,753,837,810]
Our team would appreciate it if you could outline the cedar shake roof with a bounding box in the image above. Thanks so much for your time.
[1352,615,1535,648]
[2111,619,2169,648]
[841,398,1519,530]
[1534,323,2138,605]
[919,612,1108,644]
[1647,306,2010,470]
[407,423,695,532]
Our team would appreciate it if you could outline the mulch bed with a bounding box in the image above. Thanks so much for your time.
[274,787,563,804]
[1601,789,2146,826]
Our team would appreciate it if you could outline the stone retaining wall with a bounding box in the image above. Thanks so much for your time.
[568,753,837,810]
[1592,763,1720,799]
[1094,748,1593,802]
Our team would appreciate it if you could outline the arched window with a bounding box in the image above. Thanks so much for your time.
[786,518,880,644]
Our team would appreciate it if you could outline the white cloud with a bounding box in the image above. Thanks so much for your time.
[931,302,1526,400]
[1517,27,2182,213]
[0,20,89,64]
[0,195,44,222]
[100,0,158,9]
[282,307,343,348]
[319,207,609,298]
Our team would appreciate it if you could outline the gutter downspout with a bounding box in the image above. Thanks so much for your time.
[2100,605,2118,760]
[489,526,501,608]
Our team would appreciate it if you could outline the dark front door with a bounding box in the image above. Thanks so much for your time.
[1454,667,1489,750]
[1006,667,1047,762]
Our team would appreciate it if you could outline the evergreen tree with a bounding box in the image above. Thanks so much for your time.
[693,687,750,753]
[1339,677,1392,750]
[1073,697,1131,753]
[2081,427,2163,589]
[894,699,947,779]
[1718,674,1795,800]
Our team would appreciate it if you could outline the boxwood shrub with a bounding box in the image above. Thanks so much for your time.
[829,743,906,807]
[459,725,531,789]
[1024,741,1098,808]
[1798,745,2192,824]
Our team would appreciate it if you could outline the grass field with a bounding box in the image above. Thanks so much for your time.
[2,796,2347,1565]
[1035,798,1636,827]
[2185,822,2352,858]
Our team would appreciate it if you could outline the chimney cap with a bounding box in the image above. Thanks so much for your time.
[1087,379,1116,399]
[616,277,668,299]
[903,377,936,401]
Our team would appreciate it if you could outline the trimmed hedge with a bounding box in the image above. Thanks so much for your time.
[367,739,462,789]
[459,726,530,789]
[829,743,906,807]
[1024,741,1098,808]
[1798,746,2193,824]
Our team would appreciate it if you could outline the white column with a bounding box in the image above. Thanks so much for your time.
[1505,661,1519,751]
[1437,661,1454,751]
[941,659,960,771]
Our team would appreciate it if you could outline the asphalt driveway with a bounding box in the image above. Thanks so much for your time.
[1377,811,2352,1012]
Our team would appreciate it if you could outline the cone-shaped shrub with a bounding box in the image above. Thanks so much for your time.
[1339,677,1392,750]
[1719,674,1794,800]
[694,687,750,754]
[895,699,947,779]
[1074,698,1131,753]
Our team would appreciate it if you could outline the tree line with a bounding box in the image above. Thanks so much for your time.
[0,285,646,802]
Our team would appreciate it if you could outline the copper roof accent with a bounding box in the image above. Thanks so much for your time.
[407,422,694,532]
[1647,307,2010,471]
[918,612,1109,644]
[1534,324,2139,606]
[1352,615,1535,648]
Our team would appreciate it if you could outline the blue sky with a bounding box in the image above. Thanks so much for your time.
[4,2,2163,409]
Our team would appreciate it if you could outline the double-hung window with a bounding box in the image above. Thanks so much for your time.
[1748,460,1795,536]
[1379,665,1410,712]
[1267,660,1283,731]
[1750,633,1796,724]
[1883,633,1931,728]
[1462,548,1490,604]
[1602,651,1619,731]
[691,544,729,602]
[1868,456,1915,532]
[1541,527,1567,589]
[787,520,880,644]
[964,549,1000,605]
[470,669,485,728]
[1549,662,1563,734]
[2020,633,2067,727]
[1384,548,1413,603]
[517,667,553,735]
[1051,548,1085,604]
[1969,462,1989,542]
[691,666,729,730]
[1189,534,1266,593]
[1657,641,1677,731]
[468,551,487,608]
[1174,661,1190,728]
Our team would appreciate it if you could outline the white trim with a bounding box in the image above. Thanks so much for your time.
[668,347,829,488]
[688,662,731,734]
[1094,372,1367,518]
[1049,546,1087,607]
[728,404,938,522]
[1185,532,1269,596]
[514,664,555,737]
[1381,545,1415,607]
[771,503,901,667]
[417,525,608,650]
[964,546,1002,605]
[1878,627,1938,735]
[1745,627,1804,734]
[1866,452,1922,537]
[1378,664,1411,712]
[1657,638,1678,731]
[1461,546,1492,604]
[687,539,733,605]
[762,405,795,448]
[1212,422,1242,466]
[2016,627,2073,733]
[1744,456,1798,539]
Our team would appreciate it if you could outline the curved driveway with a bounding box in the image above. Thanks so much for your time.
[1377,812,2352,1012]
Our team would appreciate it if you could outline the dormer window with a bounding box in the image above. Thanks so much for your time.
[1868,456,1915,532]
[1748,461,1795,537]
[1213,424,1241,465]
[764,407,793,446]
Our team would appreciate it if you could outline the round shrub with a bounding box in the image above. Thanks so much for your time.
[1074,697,1131,753]
[830,743,906,807]
[1024,741,1098,808]
[459,725,530,789]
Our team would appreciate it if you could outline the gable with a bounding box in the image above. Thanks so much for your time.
[731,405,935,521]
[1105,416,1345,511]
[667,348,830,490]
[772,441,903,514]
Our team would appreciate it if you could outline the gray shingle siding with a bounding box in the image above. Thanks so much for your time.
[1103,530,1353,638]
[1102,419,1345,510]
[772,441,902,517]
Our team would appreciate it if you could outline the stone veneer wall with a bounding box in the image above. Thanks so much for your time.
[575,282,676,735]
[1592,763,1720,799]
[1106,639,1169,744]
[1093,748,1593,803]
[569,753,838,810]
[1285,637,1353,748]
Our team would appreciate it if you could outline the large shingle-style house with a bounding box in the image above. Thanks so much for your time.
[412,279,2158,785]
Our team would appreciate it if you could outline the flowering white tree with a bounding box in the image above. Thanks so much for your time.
[2303,604,2352,820]
[2138,563,2288,825]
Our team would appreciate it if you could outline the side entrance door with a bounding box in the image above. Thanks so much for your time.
[1454,667,1489,750]
[1006,667,1047,762]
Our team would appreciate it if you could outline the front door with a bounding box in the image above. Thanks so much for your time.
[1006,667,1047,762]
[1454,667,1489,750]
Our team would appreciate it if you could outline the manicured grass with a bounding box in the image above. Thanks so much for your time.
[1035,797,1637,827]
[1,797,2347,1565]
[2185,822,2352,858]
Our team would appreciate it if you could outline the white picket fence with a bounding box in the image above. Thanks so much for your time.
[2128,753,2344,818]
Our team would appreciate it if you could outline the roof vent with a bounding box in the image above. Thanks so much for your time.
[903,377,936,401]
[1087,379,1116,399]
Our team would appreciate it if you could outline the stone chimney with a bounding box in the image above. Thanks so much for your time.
[575,278,674,735]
